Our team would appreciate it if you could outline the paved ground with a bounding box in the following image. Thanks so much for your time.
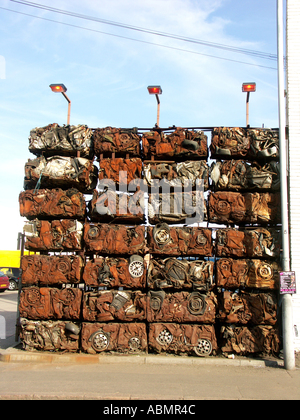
[1,290,300,401]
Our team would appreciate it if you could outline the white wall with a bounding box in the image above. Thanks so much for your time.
[286,0,300,350]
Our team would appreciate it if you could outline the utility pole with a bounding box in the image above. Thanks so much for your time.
[277,0,295,370]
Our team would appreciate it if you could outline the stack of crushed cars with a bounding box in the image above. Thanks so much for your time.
[18,123,281,359]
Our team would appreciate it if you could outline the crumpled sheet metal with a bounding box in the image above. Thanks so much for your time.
[84,223,145,255]
[247,128,279,159]
[82,290,147,322]
[220,325,280,356]
[215,227,281,258]
[93,127,141,157]
[210,127,279,159]
[81,322,147,354]
[210,160,280,191]
[24,219,83,251]
[216,258,280,289]
[147,258,214,291]
[144,160,209,190]
[28,123,93,158]
[83,256,146,289]
[148,225,212,256]
[24,156,98,193]
[19,318,80,352]
[98,157,142,185]
[147,291,217,323]
[218,290,277,325]
[19,287,82,320]
[148,323,217,356]
[19,188,86,220]
[88,189,145,224]
[142,127,208,159]
[148,191,207,224]
[208,191,281,224]
[21,254,83,286]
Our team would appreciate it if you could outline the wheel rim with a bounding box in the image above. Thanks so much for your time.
[194,339,212,356]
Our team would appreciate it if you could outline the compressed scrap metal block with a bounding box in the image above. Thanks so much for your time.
[93,126,141,156]
[83,256,146,289]
[19,188,86,220]
[148,191,207,224]
[24,219,83,251]
[222,291,278,326]
[147,290,217,323]
[19,287,82,320]
[218,290,277,325]
[144,160,209,190]
[20,318,80,352]
[147,258,214,291]
[148,323,218,357]
[220,324,280,355]
[84,223,145,255]
[142,127,208,159]
[148,225,212,256]
[98,157,142,185]
[208,191,281,224]
[28,123,93,158]
[210,160,280,191]
[216,258,280,289]
[82,290,147,322]
[88,189,145,224]
[21,254,83,286]
[247,128,279,159]
[81,322,147,354]
[24,156,98,193]
[210,127,250,158]
[215,228,281,258]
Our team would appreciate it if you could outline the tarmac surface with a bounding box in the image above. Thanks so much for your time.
[1,291,300,401]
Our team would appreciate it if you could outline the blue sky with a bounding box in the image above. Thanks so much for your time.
[0,0,285,250]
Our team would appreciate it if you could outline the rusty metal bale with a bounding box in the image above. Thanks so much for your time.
[81,322,147,354]
[208,191,281,224]
[220,324,280,356]
[147,258,214,291]
[148,225,213,256]
[215,227,281,258]
[217,290,277,325]
[19,188,86,220]
[148,191,207,224]
[216,258,280,290]
[146,290,217,323]
[83,256,146,289]
[19,287,82,320]
[19,318,80,352]
[84,223,145,255]
[88,189,145,224]
[23,219,83,251]
[28,123,94,158]
[21,254,83,286]
[144,160,209,190]
[210,160,280,191]
[24,155,98,193]
[93,126,141,157]
[142,127,208,159]
[148,323,218,357]
[98,157,142,186]
[82,290,147,322]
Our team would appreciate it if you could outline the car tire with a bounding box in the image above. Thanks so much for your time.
[8,280,17,291]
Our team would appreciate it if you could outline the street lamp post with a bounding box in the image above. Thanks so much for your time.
[49,84,71,125]
[242,83,256,127]
[147,85,162,127]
